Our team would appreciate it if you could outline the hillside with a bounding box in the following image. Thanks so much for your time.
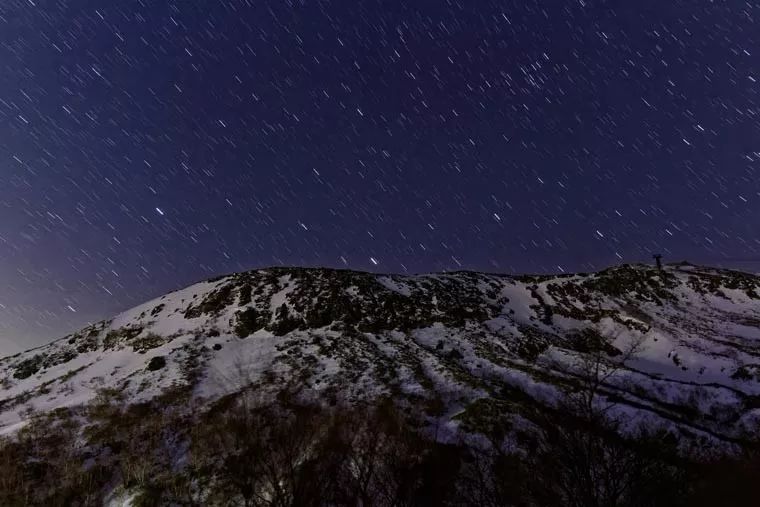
[2,261,760,449]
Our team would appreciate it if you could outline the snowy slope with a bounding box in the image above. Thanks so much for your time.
[1,263,759,446]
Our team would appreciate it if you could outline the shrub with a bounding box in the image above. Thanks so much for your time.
[12,355,44,379]
[132,333,165,353]
[234,308,267,338]
[146,356,166,371]
[184,285,235,318]
[103,326,143,350]
[238,284,253,306]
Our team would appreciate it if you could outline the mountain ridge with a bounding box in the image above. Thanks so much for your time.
[2,262,760,449]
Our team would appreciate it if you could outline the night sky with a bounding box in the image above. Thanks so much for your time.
[1,0,759,354]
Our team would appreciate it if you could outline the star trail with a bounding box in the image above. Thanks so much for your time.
[1,0,759,353]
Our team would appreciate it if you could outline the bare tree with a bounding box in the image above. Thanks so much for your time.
[551,328,645,422]
[189,396,331,507]
[526,329,687,507]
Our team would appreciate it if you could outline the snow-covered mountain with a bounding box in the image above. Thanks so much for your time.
[2,262,760,447]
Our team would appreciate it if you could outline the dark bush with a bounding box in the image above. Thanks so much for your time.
[146,356,166,371]
[12,355,44,379]
[234,308,267,337]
